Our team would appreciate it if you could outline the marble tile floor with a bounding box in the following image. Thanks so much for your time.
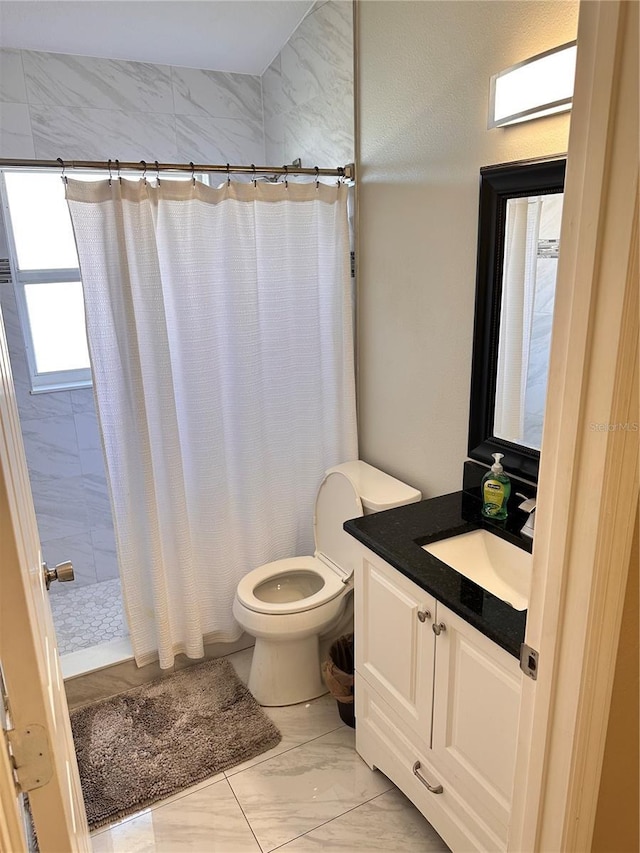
[90,647,450,853]
[50,577,128,656]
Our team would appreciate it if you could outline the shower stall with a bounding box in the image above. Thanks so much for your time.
[0,170,128,660]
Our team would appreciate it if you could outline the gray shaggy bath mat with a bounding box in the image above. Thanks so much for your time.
[70,657,281,830]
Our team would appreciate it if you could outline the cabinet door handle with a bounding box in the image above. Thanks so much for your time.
[412,761,443,794]
[417,609,431,623]
[432,621,446,636]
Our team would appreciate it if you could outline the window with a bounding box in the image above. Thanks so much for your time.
[1,168,205,393]
[1,170,92,391]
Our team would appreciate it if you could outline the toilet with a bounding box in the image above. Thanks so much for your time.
[233,460,421,706]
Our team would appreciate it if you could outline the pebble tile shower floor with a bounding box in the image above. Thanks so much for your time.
[49,578,128,655]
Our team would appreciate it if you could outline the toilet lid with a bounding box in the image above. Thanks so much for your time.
[313,470,363,580]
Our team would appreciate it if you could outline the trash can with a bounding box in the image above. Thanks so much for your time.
[322,634,355,728]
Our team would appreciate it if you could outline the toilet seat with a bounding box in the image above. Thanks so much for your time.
[236,556,346,615]
[236,470,363,616]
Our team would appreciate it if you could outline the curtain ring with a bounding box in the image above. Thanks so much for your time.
[315,166,319,190]
[251,164,257,188]
[283,164,288,189]
[140,160,147,183]
[115,159,121,184]
[226,163,231,186]
[190,161,195,186]
[57,157,67,185]
[107,159,114,186]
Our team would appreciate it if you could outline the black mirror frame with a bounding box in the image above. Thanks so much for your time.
[468,156,566,482]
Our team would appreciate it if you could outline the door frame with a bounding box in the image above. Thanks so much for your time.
[509,1,639,850]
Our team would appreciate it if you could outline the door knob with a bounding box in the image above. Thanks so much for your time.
[432,621,446,636]
[43,560,74,590]
[417,609,431,623]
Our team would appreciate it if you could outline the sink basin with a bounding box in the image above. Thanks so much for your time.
[422,530,531,610]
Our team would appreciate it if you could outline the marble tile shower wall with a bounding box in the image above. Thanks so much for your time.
[0,2,355,168]
[263,0,354,168]
[0,47,265,163]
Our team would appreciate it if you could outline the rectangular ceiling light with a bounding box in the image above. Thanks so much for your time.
[489,41,577,129]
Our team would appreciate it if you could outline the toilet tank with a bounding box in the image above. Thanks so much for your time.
[326,461,421,514]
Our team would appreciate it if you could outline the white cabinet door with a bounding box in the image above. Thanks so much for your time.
[431,603,522,835]
[355,552,436,745]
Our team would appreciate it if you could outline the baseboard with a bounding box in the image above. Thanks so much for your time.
[64,634,255,710]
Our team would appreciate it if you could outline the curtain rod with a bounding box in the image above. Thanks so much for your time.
[0,158,355,181]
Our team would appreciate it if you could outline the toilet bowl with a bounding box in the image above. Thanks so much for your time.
[233,461,421,706]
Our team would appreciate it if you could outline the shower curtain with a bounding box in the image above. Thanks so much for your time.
[494,196,542,445]
[66,177,357,668]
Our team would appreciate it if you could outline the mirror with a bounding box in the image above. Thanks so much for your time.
[468,157,566,482]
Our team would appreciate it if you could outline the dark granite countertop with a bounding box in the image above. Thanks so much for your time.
[344,490,532,658]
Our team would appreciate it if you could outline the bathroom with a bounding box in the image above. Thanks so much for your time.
[0,1,637,852]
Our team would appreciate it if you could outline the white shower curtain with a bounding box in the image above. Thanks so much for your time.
[66,177,357,668]
[494,196,542,444]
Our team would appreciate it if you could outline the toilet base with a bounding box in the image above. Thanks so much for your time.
[248,635,328,706]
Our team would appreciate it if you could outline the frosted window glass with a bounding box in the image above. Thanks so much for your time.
[4,172,80,270]
[4,171,203,272]
[25,282,90,372]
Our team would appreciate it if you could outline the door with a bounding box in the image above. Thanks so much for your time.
[0,306,90,850]
[431,603,522,838]
[355,550,436,745]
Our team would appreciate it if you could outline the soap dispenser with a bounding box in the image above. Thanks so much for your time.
[481,453,511,519]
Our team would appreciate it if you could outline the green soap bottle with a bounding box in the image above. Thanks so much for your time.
[481,453,511,520]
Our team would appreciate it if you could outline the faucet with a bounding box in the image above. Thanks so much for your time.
[517,493,537,540]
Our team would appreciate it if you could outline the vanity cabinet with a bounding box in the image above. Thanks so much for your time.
[355,548,522,852]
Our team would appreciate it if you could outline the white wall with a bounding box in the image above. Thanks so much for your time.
[357,0,578,498]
